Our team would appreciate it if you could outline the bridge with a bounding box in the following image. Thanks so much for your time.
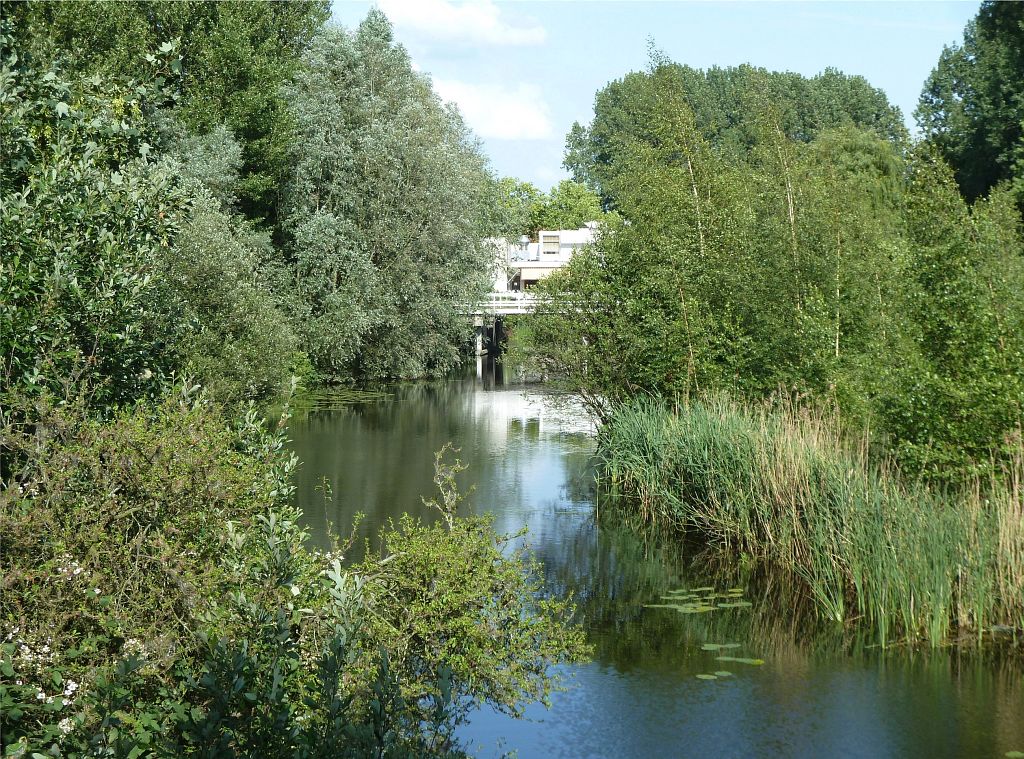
[460,291,541,356]
[466,291,540,316]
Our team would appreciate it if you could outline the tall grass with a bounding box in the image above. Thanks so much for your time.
[598,396,1024,647]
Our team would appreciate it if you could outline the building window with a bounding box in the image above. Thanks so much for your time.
[541,234,559,254]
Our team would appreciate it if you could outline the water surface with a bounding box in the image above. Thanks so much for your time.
[289,363,1024,759]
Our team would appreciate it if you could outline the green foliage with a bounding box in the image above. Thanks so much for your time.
[354,446,589,722]
[916,1,1024,209]
[0,28,186,409]
[491,177,543,239]
[7,6,505,392]
[167,125,244,210]
[0,389,293,755]
[882,147,1024,478]
[492,178,605,239]
[152,189,300,404]
[279,13,495,381]
[8,0,331,226]
[1,399,585,757]
[520,57,1024,481]
[1,6,588,757]
[528,180,605,235]
[523,71,904,409]
[566,59,907,207]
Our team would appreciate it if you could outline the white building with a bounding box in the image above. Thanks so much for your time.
[491,221,599,292]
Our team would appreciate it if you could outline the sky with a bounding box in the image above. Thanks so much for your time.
[331,1,979,189]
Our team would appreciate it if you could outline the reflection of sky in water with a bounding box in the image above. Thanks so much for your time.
[288,376,1024,759]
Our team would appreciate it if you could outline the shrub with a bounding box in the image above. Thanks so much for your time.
[2,399,587,757]
[0,29,186,409]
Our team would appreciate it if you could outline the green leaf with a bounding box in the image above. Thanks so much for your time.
[716,656,765,666]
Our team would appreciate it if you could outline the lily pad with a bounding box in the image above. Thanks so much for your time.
[692,586,715,592]
[701,643,742,651]
[1005,752,1024,758]
[727,587,745,593]
[716,656,765,666]
[695,674,717,680]
[713,671,734,677]
[718,601,753,608]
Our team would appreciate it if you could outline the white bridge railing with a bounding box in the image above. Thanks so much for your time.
[465,291,540,315]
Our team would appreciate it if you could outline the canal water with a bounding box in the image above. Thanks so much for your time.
[288,363,1024,759]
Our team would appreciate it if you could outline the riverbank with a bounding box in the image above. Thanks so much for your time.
[287,375,1024,757]
[597,396,1024,648]
[0,387,586,756]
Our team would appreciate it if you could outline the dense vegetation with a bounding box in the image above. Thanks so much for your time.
[524,55,1024,482]
[1,5,587,756]
[494,178,607,240]
[599,398,1023,646]
[516,6,1024,643]
[3,1,1022,753]
[1,397,586,756]
[3,4,500,394]
[917,1,1024,211]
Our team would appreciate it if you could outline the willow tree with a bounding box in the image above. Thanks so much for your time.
[280,11,495,381]
[0,30,185,408]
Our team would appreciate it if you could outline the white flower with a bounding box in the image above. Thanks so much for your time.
[122,639,147,658]
[92,588,101,595]
[36,690,45,701]
[58,717,74,734]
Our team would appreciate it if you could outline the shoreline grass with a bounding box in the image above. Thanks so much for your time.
[598,396,1024,647]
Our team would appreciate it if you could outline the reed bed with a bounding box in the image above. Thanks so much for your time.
[598,396,1024,647]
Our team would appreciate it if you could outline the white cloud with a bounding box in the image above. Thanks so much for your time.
[433,78,553,140]
[378,0,546,47]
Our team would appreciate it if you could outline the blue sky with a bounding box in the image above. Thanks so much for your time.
[331,1,978,189]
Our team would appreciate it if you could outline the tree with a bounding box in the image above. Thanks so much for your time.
[880,147,1024,479]
[529,180,604,233]
[7,0,330,226]
[523,56,1024,480]
[150,189,300,404]
[916,1,1024,210]
[492,177,543,239]
[566,59,906,207]
[279,12,496,381]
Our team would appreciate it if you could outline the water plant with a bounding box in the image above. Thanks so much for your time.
[600,396,1024,647]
